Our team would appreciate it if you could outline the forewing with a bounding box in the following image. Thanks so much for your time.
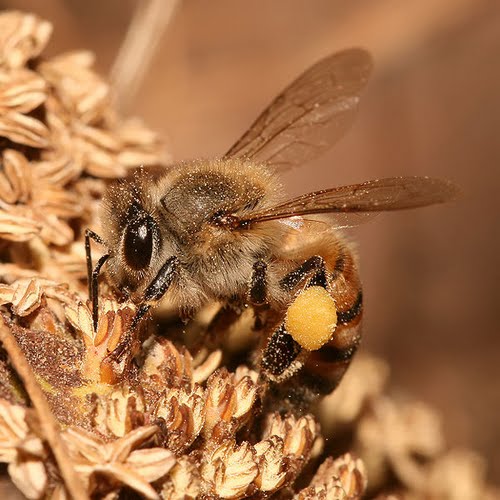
[244,177,460,224]
[225,48,373,170]
[278,213,377,232]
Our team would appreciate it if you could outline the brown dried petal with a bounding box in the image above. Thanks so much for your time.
[117,146,167,170]
[115,118,168,167]
[0,401,47,499]
[62,426,164,500]
[0,69,47,113]
[202,440,258,499]
[355,398,445,491]
[204,370,237,436]
[401,401,444,457]
[74,134,126,178]
[65,301,94,341]
[115,118,159,146]
[319,354,389,433]
[63,425,158,465]
[0,209,40,241]
[0,278,59,317]
[108,426,158,463]
[73,121,121,152]
[232,374,257,420]
[0,11,52,69]
[329,454,367,497]
[0,111,49,148]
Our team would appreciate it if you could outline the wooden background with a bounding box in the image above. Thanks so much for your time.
[3,0,499,483]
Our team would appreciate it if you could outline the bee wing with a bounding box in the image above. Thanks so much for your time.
[277,213,377,232]
[243,177,460,225]
[225,48,373,171]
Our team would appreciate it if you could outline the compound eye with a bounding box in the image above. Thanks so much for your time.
[123,216,156,270]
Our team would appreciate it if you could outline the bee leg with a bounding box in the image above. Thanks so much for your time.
[261,324,302,378]
[142,256,179,303]
[279,255,326,291]
[200,260,269,361]
[108,256,179,362]
[85,229,109,331]
[249,260,267,306]
[260,256,327,381]
[303,290,363,393]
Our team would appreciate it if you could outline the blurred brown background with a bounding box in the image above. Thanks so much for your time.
[3,0,500,483]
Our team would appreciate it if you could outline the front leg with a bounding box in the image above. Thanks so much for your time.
[108,256,179,362]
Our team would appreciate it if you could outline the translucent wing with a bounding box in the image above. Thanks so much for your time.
[278,213,377,232]
[242,177,460,224]
[225,48,373,170]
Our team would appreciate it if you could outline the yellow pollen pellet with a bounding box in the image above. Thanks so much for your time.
[285,286,337,351]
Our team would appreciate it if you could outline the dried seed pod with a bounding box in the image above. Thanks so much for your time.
[62,425,173,499]
[203,368,258,440]
[0,110,49,148]
[253,435,291,492]
[38,51,110,124]
[296,454,367,499]
[355,397,444,491]
[155,386,205,454]
[141,339,195,392]
[0,401,48,499]
[66,299,136,383]
[0,11,52,69]
[91,385,146,438]
[262,413,318,459]
[0,149,31,204]
[0,69,47,113]
[160,456,201,499]
[0,209,41,242]
[201,440,258,499]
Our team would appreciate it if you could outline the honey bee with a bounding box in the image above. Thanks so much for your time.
[86,48,458,402]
